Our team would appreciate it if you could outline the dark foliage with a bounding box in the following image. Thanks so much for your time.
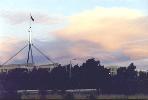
[0,58,147,95]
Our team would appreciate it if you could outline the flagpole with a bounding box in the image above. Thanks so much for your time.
[29,13,32,44]
[27,13,34,65]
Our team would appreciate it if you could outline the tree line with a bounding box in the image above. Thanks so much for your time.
[0,58,148,95]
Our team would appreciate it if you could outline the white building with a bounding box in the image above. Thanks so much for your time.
[0,63,58,73]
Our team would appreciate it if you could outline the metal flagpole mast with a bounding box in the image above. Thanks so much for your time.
[27,13,34,66]
[29,13,32,44]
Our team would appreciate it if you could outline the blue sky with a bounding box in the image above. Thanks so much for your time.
[0,0,147,14]
[0,0,148,70]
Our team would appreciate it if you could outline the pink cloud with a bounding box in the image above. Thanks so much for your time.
[1,7,148,67]
[55,7,148,61]
[123,40,148,60]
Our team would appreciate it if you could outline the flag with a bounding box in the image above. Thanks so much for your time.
[30,15,34,21]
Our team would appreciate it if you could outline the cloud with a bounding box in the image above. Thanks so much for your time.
[56,7,147,50]
[123,40,148,60]
[0,10,65,25]
[55,7,148,62]
[1,7,148,69]
[0,36,146,69]
[0,37,129,66]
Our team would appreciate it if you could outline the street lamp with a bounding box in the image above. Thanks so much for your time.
[69,59,76,78]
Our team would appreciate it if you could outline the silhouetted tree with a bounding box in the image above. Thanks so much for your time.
[1,58,148,95]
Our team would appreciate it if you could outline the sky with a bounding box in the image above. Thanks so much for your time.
[0,0,148,70]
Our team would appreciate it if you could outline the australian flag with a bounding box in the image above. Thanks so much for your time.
[30,15,34,21]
